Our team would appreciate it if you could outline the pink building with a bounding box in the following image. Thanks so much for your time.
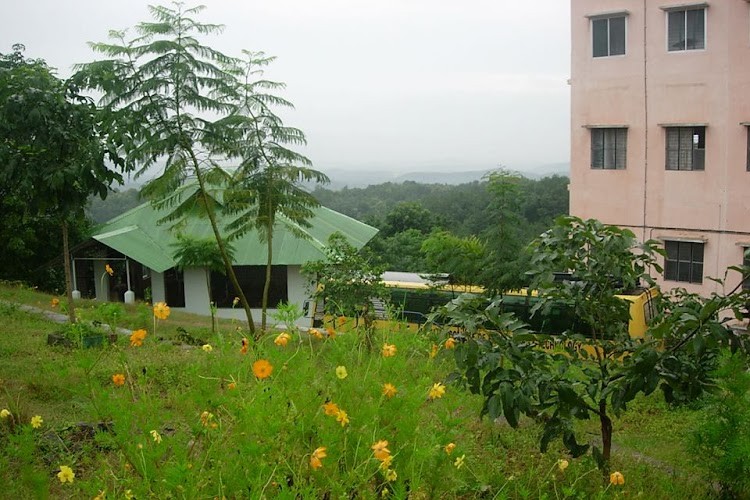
[570,0,750,295]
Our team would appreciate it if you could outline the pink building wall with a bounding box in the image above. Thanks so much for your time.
[571,0,750,295]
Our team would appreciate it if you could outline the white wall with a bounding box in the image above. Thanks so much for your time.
[151,270,166,303]
[183,268,211,315]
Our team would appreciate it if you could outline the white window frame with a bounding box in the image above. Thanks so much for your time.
[588,12,629,58]
[662,3,708,52]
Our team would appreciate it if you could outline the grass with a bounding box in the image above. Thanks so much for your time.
[0,283,717,498]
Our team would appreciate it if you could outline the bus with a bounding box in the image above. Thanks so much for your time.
[309,272,659,339]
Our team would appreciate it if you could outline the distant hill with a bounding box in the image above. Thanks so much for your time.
[318,162,569,189]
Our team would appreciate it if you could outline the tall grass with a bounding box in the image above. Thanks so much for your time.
[0,283,714,498]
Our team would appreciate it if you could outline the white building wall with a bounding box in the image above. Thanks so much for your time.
[151,270,166,303]
[183,268,211,315]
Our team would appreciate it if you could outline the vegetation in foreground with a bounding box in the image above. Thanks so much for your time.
[0,283,721,499]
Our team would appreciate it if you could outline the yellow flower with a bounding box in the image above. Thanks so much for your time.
[453,454,465,469]
[93,491,105,500]
[310,328,324,340]
[105,264,114,276]
[129,329,147,347]
[610,471,625,485]
[323,401,340,416]
[337,316,347,327]
[385,468,398,482]
[371,440,391,461]
[382,343,397,357]
[1,409,11,419]
[30,415,43,429]
[444,442,456,455]
[200,411,215,427]
[382,383,397,399]
[150,429,162,444]
[124,490,134,500]
[50,297,60,308]
[336,409,349,427]
[336,366,348,379]
[252,359,273,379]
[310,446,327,469]
[240,337,249,355]
[444,337,456,349]
[153,302,171,320]
[57,465,75,484]
[274,332,291,347]
[112,373,126,386]
[379,454,393,470]
[558,459,569,472]
[232,296,240,307]
[429,343,439,358]
[202,344,213,353]
[428,383,446,400]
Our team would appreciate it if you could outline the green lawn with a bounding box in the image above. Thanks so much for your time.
[0,283,714,498]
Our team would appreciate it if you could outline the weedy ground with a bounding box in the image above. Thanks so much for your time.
[0,283,712,498]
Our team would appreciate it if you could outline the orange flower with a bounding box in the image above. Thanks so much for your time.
[335,409,349,427]
[129,329,147,347]
[240,337,249,355]
[382,383,397,399]
[310,446,327,469]
[610,471,625,486]
[200,411,217,428]
[112,373,125,386]
[310,328,323,340]
[444,443,456,455]
[382,343,397,357]
[153,302,170,320]
[323,401,340,416]
[50,298,60,308]
[444,337,456,349]
[326,327,336,339]
[252,359,273,379]
[337,316,346,327]
[274,332,291,347]
[371,440,391,461]
[227,382,237,390]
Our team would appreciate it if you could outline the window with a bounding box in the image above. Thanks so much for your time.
[591,128,627,169]
[592,16,626,57]
[746,126,750,172]
[743,248,750,290]
[666,126,705,170]
[667,7,705,51]
[210,265,288,308]
[664,241,704,284]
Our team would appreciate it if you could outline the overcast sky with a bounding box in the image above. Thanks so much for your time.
[1,1,571,173]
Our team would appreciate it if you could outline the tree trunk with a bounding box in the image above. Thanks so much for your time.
[261,233,272,331]
[189,152,255,335]
[599,400,612,472]
[61,220,76,324]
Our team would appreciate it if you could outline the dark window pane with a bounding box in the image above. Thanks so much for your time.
[665,260,677,280]
[665,241,679,259]
[668,11,686,51]
[686,9,705,50]
[593,19,609,57]
[746,128,750,171]
[678,242,692,261]
[692,243,704,263]
[678,261,690,282]
[691,263,703,283]
[210,265,288,308]
[609,17,626,55]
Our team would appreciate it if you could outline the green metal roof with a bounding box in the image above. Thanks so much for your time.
[91,188,378,273]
